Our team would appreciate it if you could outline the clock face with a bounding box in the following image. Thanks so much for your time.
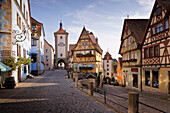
[58,42,65,47]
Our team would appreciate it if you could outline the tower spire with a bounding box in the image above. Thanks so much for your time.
[60,20,62,29]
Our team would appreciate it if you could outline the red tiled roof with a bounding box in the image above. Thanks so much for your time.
[54,28,68,34]
[103,52,113,60]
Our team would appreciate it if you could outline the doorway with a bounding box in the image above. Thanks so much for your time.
[17,67,21,82]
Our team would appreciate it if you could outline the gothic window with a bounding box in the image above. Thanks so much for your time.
[157,23,163,33]
[165,20,169,29]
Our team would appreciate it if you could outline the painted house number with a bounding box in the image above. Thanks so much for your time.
[58,42,65,47]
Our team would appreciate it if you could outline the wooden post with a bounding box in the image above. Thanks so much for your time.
[75,77,78,88]
[128,92,139,113]
[104,91,106,104]
[88,82,93,96]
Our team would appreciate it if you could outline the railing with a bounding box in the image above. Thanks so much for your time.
[75,79,168,113]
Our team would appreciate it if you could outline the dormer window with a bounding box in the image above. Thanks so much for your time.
[157,7,161,16]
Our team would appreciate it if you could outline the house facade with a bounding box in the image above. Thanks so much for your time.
[72,27,103,76]
[117,57,122,85]
[103,52,113,83]
[119,19,148,91]
[30,17,45,75]
[0,0,32,83]
[44,39,54,70]
[142,0,170,94]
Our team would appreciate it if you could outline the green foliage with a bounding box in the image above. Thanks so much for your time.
[3,57,31,70]
[3,57,17,71]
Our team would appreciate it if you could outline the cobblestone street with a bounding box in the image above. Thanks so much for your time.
[0,70,114,113]
[102,84,170,113]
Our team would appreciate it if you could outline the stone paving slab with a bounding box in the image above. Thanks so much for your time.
[0,70,115,113]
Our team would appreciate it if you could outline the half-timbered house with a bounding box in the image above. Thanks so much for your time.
[119,19,148,91]
[72,27,103,76]
[142,0,170,94]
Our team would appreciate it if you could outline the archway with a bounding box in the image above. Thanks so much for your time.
[57,59,66,69]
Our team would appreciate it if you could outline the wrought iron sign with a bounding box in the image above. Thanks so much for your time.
[12,26,30,45]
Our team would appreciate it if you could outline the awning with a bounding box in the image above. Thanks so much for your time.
[0,62,12,72]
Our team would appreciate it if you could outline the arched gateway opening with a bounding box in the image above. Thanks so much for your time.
[57,59,66,69]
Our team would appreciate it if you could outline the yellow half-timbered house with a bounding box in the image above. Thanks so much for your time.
[72,27,103,75]
[119,19,148,91]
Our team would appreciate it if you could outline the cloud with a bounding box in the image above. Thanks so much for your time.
[136,0,155,10]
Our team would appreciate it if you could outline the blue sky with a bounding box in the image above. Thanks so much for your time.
[30,0,155,59]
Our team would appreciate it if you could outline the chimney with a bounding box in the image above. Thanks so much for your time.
[96,38,98,44]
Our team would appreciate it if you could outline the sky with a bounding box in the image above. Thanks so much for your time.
[30,0,155,59]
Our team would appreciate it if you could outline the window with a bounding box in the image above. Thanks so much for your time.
[152,27,155,35]
[46,49,49,53]
[125,39,127,47]
[144,48,149,58]
[157,23,163,33]
[131,53,133,59]
[133,74,138,88]
[60,36,62,39]
[19,17,21,29]
[24,66,27,74]
[92,64,95,68]
[107,61,109,63]
[107,68,109,71]
[23,49,26,59]
[134,53,137,59]
[154,45,159,57]
[60,54,62,57]
[17,13,19,26]
[149,47,153,57]
[129,36,132,45]
[85,42,88,46]
[152,71,159,88]
[145,70,150,86]
[83,31,86,35]
[127,54,129,60]
[107,64,109,67]
[82,42,84,46]
[17,44,21,57]
[165,20,169,29]
[74,64,77,69]
[107,73,109,75]
[157,7,161,16]
[46,55,49,61]
[31,39,37,46]
[46,63,49,66]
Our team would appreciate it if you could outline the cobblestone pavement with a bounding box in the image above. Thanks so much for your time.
[102,84,170,113]
[0,70,115,113]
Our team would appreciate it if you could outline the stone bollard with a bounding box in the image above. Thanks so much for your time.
[128,92,139,113]
[75,77,78,88]
[88,82,93,96]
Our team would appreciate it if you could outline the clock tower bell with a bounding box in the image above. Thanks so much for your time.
[54,21,68,68]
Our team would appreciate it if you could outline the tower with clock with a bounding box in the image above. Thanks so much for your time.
[54,21,68,68]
